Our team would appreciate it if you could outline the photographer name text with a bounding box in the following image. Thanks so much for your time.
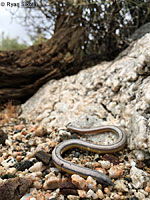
[0,1,37,8]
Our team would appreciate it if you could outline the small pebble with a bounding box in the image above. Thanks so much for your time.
[14,124,25,131]
[71,174,87,190]
[77,190,86,198]
[104,187,111,195]
[67,195,80,200]
[33,180,42,189]
[15,160,33,171]
[29,162,45,172]
[44,192,51,200]
[86,176,97,190]
[105,197,111,200]
[5,139,12,146]
[27,198,36,200]
[114,180,128,192]
[129,197,139,200]
[36,193,45,200]
[34,126,47,136]
[74,152,80,158]
[13,132,23,141]
[26,171,42,181]
[20,193,33,200]
[110,193,121,199]
[21,131,28,136]
[43,175,60,190]
[86,189,95,198]
[0,166,5,176]
[35,150,51,165]
[50,167,60,173]
[95,167,107,174]
[134,191,146,200]
[133,150,145,161]
[96,189,104,199]
[47,140,57,147]
[1,157,17,168]
[145,185,150,193]
[16,155,23,161]
[7,167,17,174]
[109,165,124,178]
[100,160,111,169]
[130,166,149,189]
[112,79,120,92]
[28,139,36,146]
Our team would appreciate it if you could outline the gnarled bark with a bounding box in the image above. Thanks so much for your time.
[0,23,86,104]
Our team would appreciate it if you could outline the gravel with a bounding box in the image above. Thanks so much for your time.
[0,34,150,199]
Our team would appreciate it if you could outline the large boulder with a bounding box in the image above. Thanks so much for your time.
[21,34,150,158]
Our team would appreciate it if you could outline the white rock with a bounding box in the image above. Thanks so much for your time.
[86,189,96,199]
[12,132,23,141]
[28,139,36,146]
[0,178,3,185]
[26,171,42,181]
[112,79,120,92]
[5,139,12,146]
[1,157,17,168]
[109,165,124,178]
[7,167,17,174]
[130,166,150,189]
[29,162,45,172]
[67,195,80,200]
[0,166,5,176]
[145,90,150,104]
[100,160,111,169]
[133,150,145,161]
[134,191,146,200]
[20,33,150,154]
[129,159,136,167]
[43,175,60,190]
[96,189,104,199]
[77,190,86,198]
[129,112,148,152]
[110,193,121,199]
[20,193,33,200]
[71,174,87,190]
[86,176,97,190]
[114,180,128,192]
[126,72,137,81]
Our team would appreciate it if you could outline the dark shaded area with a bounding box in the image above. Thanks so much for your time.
[0,129,7,145]
[14,160,34,171]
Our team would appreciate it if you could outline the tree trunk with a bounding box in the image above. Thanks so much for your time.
[0,21,86,104]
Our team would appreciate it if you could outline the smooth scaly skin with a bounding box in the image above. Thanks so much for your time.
[52,124,126,186]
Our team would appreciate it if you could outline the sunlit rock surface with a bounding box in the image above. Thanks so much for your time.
[21,33,150,157]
